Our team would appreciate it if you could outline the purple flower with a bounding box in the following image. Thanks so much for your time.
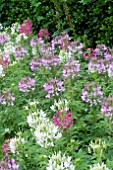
[101,96,113,118]
[43,78,65,98]
[30,55,59,71]
[0,89,15,106]
[14,46,28,60]
[0,33,10,44]
[81,82,103,106]
[0,154,19,170]
[62,59,80,79]
[18,76,35,92]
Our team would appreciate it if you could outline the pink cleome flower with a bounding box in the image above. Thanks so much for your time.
[19,20,32,36]
[53,109,74,131]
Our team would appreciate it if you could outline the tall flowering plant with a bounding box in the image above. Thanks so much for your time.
[43,78,65,98]
[81,82,103,106]
[19,20,32,36]
[38,28,50,39]
[0,140,19,170]
[52,109,74,131]
[0,89,15,106]
[101,96,113,119]
[18,76,35,93]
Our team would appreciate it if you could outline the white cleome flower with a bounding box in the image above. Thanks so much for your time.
[0,64,3,75]
[46,151,75,170]
[27,109,62,147]
[10,22,20,34]
[34,119,62,147]
[50,99,69,112]
[90,163,111,170]
[9,137,25,153]
[27,109,46,128]
[58,50,72,62]
[4,41,16,56]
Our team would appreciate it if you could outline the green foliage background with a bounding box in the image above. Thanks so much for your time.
[0,0,113,46]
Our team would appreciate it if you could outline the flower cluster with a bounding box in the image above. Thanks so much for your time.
[9,137,25,153]
[50,98,69,112]
[81,82,103,106]
[88,44,113,77]
[0,140,19,170]
[19,20,32,36]
[88,138,107,156]
[62,59,80,79]
[14,46,28,60]
[107,62,113,78]
[27,110,62,147]
[69,40,84,57]
[0,32,10,44]
[88,58,107,73]
[90,163,111,170]
[10,22,20,35]
[53,110,74,131]
[0,56,8,77]
[46,151,75,170]
[0,154,19,170]
[43,78,65,98]
[51,31,71,51]
[58,50,72,62]
[30,37,53,56]
[83,48,96,59]
[101,96,113,118]
[38,28,50,39]
[3,41,16,57]
[18,76,35,92]
[30,55,59,71]
[0,89,15,106]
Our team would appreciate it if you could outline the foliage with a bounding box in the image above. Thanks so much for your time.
[0,21,113,169]
[1,0,113,47]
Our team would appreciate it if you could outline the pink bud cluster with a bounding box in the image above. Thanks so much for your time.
[38,28,50,39]
[53,110,74,131]
[0,89,15,106]
[81,82,103,106]
[18,76,35,93]
[43,78,65,98]
[62,59,80,79]
[101,96,113,119]
[19,20,32,36]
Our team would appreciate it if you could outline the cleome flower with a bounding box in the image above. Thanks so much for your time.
[18,76,35,93]
[90,162,111,170]
[101,96,113,119]
[46,151,75,170]
[62,59,80,79]
[81,82,103,106]
[50,98,69,112]
[0,89,15,106]
[52,110,74,131]
[27,109,62,147]
[43,78,65,98]
[9,137,25,154]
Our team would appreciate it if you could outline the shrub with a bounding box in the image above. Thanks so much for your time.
[0,0,113,48]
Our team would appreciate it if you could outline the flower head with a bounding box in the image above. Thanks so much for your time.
[18,76,35,92]
[46,151,74,170]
